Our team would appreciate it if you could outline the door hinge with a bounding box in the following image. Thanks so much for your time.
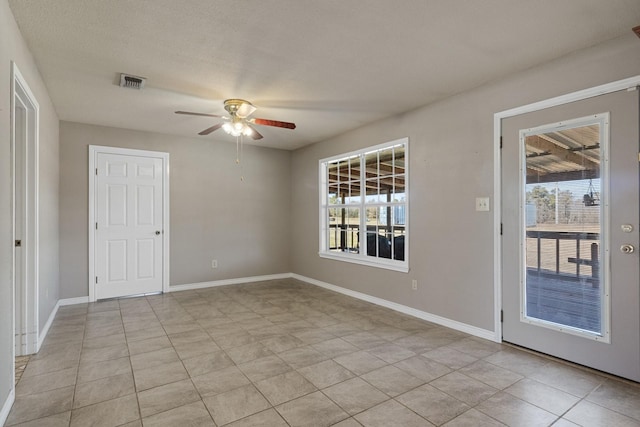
[95,168,98,175]
[500,136,503,149]
[500,310,504,322]
[96,222,98,230]
[95,276,98,284]
[637,152,640,162]
[500,223,503,235]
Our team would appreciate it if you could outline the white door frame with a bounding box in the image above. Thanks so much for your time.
[88,145,170,302]
[11,62,40,358]
[493,75,640,342]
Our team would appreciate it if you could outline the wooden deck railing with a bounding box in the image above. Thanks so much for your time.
[526,230,600,284]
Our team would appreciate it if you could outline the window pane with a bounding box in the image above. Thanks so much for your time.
[393,175,406,201]
[393,145,406,174]
[365,179,380,203]
[378,148,394,177]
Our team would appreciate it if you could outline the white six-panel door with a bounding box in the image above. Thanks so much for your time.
[93,150,166,300]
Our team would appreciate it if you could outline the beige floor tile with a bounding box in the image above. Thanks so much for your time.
[323,377,388,415]
[298,359,355,389]
[334,350,387,375]
[566,399,640,427]
[80,343,129,363]
[127,335,172,356]
[77,356,131,384]
[133,360,189,391]
[16,367,77,396]
[311,338,359,358]
[6,386,74,425]
[226,408,289,426]
[124,325,166,342]
[394,355,451,382]
[505,378,581,416]
[237,354,292,382]
[142,401,215,427]
[9,411,71,427]
[431,372,498,406]
[458,360,524,389]
[442,408,507,427]
[366,343,416,364]
[137,378,201,417]
[260,334,305,353]
[355,400,432,427]
[421,346,478,369]
[483,348,549,377]
[182,349,234,377]
[226,342,274,364]
[279,345,331,369]
[82,332,127,350]
[342,332,389,350]
[73,372,135,409]
[396,384,470,425]
[361,365,424,397]
[192,365,251,396]
[203,384,271,425]
[529,362,605,397]
[586,379,640,421]
[476,392,558,427]
[70,394,140,427]
[276,391,349,427]
[255,370,317,405]
[173,337,222,359]
[332,418,364,427]
[130,347,180,371]
[213,331,259,349]
[167,327,210,345]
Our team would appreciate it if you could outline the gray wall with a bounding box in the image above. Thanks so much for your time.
[59,122,292,298]
[0,0,59,412]
[290,34,640,332]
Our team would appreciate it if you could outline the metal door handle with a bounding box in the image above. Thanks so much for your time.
[620,244,634,254]
[155,230,161,235]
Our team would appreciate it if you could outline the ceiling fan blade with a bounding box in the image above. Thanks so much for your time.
[247,125,263,140]
[251,118,296,130]
[236,102,257,119]
[198,123,223,135]
[175,111,222,118]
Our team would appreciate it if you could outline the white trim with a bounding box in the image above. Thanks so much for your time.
[493,75,640,343]
[292,274,497,342]
[88,145,170,302]
[0,389,15,427]
[60,296,90,306]
[38,300,59,349]
[170,273,293,292]
[11,62,40,358]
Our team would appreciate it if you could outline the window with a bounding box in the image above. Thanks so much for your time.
[319,138,408,272]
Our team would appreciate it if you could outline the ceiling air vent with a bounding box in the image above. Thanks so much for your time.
[119,73,146,90]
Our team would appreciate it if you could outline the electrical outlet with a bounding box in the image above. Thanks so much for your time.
[211,259,218,269]
[411,279,418,290]
[475,197,490,212]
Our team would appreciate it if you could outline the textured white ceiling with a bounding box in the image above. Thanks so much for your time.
[8,0,640,150]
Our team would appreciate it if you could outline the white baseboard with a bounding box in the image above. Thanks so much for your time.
[37,300,60,350]
[59,296,89,306]
[170,273,293,292]
[0,389,15,427]
[291,274,499,342]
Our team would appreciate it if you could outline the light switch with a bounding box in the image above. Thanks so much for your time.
[476,197,490,212]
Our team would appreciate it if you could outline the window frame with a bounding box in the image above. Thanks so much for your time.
[319,137,409,273]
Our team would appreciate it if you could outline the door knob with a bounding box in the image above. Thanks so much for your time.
[155,230,161,235]
[620,244,635,254]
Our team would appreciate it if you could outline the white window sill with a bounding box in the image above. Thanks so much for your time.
[318,252,409,273]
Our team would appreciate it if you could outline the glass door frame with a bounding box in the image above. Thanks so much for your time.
[492,75,640,342]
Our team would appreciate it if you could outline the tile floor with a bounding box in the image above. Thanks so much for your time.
[6,278,640,426]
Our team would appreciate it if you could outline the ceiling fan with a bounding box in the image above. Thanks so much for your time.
[175,99,296,140]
